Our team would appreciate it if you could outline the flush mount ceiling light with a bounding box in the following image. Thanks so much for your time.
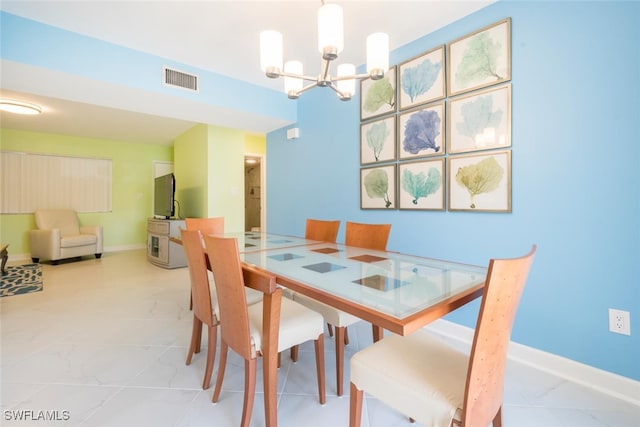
[0,99,42,115]
[260,1,388,101]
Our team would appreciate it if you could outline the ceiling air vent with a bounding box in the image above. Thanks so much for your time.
[163,67,198,92]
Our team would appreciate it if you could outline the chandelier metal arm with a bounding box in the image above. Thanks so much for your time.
[326,83,352,101]
[319,58,331,84]
[332,72,372,81]
[287,81,320,99]
[275,70,318,82]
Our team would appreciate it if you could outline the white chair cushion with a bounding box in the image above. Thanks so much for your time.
[248,297,324,353]
[245,287,265,306]
[60,234,97,248]
[350,329,468,427]
[293,292,361,327]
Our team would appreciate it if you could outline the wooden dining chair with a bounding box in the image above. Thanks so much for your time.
[181,228,219,390]
[305,218,340,242]
[349,245,537,427]
[345,220,391,251]
[185,216,224,236]
[204,235,326,427]
[184,217,224,310]
[186,217,266,307]
[293,220,390,396]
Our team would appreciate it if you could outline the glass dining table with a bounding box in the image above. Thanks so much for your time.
[233,231,487,336]
[181,230,487,427]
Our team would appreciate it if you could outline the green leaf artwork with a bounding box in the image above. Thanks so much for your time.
[455,94,503,139]
[366,121,390,161]
[364,168,392,208]
[455,156,504,208]
[455,32,503,88]
[402,167,442,205]
[363,77,395,113]
[401,59,442,102]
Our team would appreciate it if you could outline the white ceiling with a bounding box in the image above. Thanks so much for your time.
[0,0,494,145]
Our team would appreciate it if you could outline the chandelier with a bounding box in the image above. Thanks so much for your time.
[259,2,389,101]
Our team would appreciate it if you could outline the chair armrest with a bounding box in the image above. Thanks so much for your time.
[80,225,103,253]
[29,229,61,259]
[242,265,277,294]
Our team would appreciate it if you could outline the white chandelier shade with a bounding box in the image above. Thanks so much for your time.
[317,3,343,59]
[259,2,388,101]
[366,32,389,76]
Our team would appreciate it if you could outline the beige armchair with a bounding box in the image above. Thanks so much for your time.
[29,209,103,264]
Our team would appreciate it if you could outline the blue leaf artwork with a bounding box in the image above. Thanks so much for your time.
[401,59,442,102]
[401,167,442,205]
[402,109,441,155]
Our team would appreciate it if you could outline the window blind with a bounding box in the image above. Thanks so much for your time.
[0,151,112,214]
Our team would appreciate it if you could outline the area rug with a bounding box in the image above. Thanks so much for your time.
[0,264,43,297]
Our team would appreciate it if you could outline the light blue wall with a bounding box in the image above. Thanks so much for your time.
[266,1,640,380]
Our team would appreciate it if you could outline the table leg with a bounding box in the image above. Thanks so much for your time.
[335,326,346,396]
[262,290,282,427]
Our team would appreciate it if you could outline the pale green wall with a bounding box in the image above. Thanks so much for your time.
[0,128,173,256]
[244,133,266,155]
[1,125,266,255]
[173,125,208,218]
[173,125,265,233]
[207,126,246,233]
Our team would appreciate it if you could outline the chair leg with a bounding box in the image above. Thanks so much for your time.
[212,341,229,403]
[194,318,203,354]
[349,382,363,427]
[240,358,257,427]
[189,290,193,311]
[186,316,202,365]
[314,333,326,405]
[327,322,334,337]
[335,326,346,396]
[290,345,299,362]
[202,324,218,390]
[344,326,350,345]
[492,406,503,427]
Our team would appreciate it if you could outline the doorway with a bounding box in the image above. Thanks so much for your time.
[244,156,262,231]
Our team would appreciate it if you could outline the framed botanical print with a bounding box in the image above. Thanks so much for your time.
[398,45,446,111]
[448,84,511,154]
[360,114,396,165]
[448,150,511,212]
[448,18,511,96]
[398,101,445,160]
[360,66,397,121]
[398,159,445,210]
[360,164,396,209]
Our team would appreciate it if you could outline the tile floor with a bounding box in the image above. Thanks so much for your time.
[1,250,638,427]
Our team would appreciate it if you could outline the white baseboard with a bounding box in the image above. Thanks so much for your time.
[105,244,146,252]
[7,245,145,263]
[426,319,640,407]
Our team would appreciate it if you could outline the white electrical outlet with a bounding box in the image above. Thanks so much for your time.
[608,309,631,335]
